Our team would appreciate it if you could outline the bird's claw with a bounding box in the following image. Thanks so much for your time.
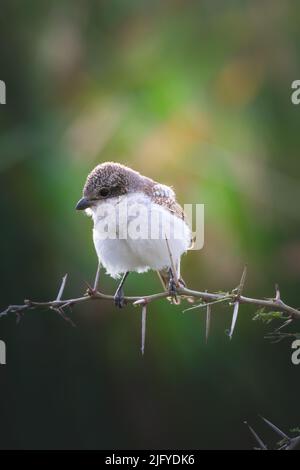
[114,288,126,308]
[168,278,177,297]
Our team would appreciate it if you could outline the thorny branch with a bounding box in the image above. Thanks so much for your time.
[1,264,300,353]
[245,416,300,450]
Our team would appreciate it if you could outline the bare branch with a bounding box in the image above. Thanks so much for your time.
[2,285,300,319]
[245,417,300,450]
[1,267,300,340]
[264,331,300,343]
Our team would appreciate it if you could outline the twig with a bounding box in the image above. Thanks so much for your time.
[246,416,300,450]
[1,269,300,336]
[182,296,230,312]
[264,331,300,343]
[2,286,300,319]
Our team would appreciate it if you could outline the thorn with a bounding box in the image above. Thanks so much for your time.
[275,284,281,301]
[54,307,76,327]
[244,421,268,450]
[264,331,289,344]
[206,304,211,343]
[229,301,239,340]
[259,416,290,441]
[236,265,247,298]
[93,262,101,291]
[67,302,73,314]
[227,266,247,339]
[84,280,96,297]
[141,304,147,356]
[56,274,68,301]
[183,302,205,312]
[273,318,293,333]
[183,296,229,313]
[133,298,147,306]
[16,312,24,325]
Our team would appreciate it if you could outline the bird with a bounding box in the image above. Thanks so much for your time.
[76,162,192,307]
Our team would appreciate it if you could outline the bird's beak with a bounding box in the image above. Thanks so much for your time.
[75,197,92,210]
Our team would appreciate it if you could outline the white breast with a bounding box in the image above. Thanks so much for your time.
[87,192,191,278]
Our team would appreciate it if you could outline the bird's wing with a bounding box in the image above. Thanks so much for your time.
[151,183,185,221]
[150,183,194,248]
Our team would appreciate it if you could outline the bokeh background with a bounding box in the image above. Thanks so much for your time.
[0,0,300,450]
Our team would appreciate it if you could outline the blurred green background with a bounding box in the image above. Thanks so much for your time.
[0,0,300,450]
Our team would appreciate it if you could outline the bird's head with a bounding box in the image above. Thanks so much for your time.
[75,162,146,211]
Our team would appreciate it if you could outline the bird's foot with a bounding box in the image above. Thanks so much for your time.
[168,278,178,298]
[85,281,97,297]
[168,277,185,293]
[114,287,126,308]
[168,279,181,304]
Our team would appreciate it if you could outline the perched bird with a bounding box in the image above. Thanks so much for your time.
[76,162,192,307]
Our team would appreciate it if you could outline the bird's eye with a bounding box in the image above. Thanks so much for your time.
[98,187,110,198]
